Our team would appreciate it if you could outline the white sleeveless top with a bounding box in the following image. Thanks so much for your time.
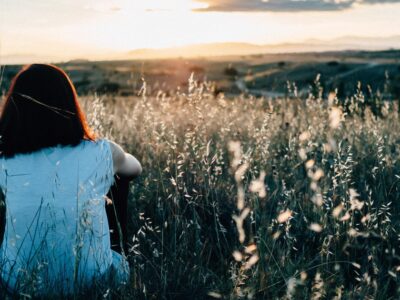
[0,139,116,294]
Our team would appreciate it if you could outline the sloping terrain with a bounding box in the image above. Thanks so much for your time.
[1,50,399,99]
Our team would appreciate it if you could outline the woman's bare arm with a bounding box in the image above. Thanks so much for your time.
[108,140,142,178]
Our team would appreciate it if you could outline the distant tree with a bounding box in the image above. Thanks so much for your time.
[224,64,238,77]
[327,61,339,67]
[277,61,286,68]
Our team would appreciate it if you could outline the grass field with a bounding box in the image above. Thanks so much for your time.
[74,75,400,299]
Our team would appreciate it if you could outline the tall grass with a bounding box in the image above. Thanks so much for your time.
[81,76,400,299]
[2,74,400,299]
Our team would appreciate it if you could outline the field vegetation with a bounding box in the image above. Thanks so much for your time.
[70,74,400,299]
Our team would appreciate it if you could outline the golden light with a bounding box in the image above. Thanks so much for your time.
[115,0,208,12]
[2,0,400,63]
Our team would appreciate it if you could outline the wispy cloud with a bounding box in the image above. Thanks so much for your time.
[194,0,400,12]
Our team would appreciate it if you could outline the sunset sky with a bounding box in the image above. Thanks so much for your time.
[1,0,400,63]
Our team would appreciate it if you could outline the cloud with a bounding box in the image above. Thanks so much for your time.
[194,0,400,12]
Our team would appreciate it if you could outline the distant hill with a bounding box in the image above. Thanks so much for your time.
[0,54,64,65]
[2,35,400,65]
[2,49,399,98]
[66,59,91,64]
[127,43,264,59]
[124,36,400,60]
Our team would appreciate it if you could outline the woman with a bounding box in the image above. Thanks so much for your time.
[0,64,142,296]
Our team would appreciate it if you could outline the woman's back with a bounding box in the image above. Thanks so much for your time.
[0,139,115,294]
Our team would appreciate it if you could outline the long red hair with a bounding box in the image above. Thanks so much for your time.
[0,64,95,157]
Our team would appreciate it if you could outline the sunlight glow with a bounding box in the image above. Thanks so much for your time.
[1,0,400,63]
[89,0,209,13]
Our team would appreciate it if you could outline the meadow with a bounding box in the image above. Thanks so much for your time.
[73,74,400,299]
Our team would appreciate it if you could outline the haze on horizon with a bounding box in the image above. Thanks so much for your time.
[1,0,400,64]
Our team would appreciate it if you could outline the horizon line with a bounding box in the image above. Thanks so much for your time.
[2,36,400,66]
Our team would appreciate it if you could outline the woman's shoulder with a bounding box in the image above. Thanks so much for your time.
[80,138,112,151]
[96,139,126,159]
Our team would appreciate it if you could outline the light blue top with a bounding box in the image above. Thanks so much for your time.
[0,139,124,295]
